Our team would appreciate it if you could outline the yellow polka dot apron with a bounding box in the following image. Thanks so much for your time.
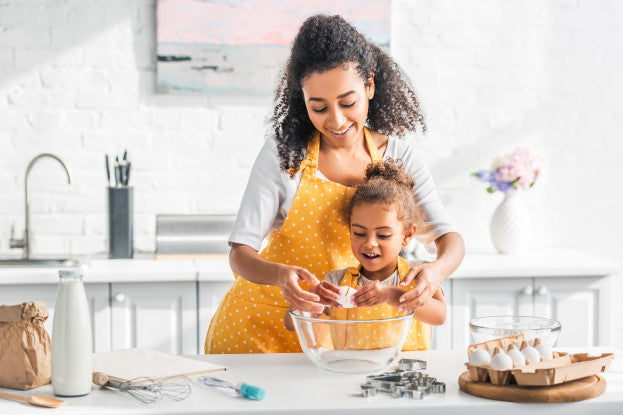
[205,128,382,353]
[324,257,432,351]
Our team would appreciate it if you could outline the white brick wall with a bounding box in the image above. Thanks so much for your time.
[1,0,622,345]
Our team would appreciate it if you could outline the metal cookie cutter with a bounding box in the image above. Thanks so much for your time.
[397,358,427,371]
[393,387,424,400]
[367,375,405,392]
[361,385,378,398]
[430,381,446,393]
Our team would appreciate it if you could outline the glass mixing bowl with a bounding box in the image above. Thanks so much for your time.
[289,310,414,374]
[469,316,562,348]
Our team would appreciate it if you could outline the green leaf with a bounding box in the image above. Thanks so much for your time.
[486,186,495,193]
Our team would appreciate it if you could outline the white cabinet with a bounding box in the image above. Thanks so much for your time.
[448,250,617,350]
[451,278,533,350]
[0,283,110,352]
[110,281,198,355]
[198,281,233,353]
[196,259,234,354]
[450,277,611,350]
[534,276,612,347]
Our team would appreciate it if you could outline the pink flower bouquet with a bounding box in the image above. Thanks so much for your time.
[472,148,547,193]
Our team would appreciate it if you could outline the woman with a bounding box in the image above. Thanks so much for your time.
[205,14,464,354]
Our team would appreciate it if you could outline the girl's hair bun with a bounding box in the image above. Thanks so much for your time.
[364,158,415,190]
[348,158,422,229]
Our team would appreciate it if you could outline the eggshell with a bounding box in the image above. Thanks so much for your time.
[469,349,491,366]
[506,348,526,366]
[535,344,553,360]
[336,286,357,308]
[506,344,526,366]
[490,350,514,370]
[521,346,541,363]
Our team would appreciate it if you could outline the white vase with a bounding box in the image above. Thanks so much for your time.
[489,191,531,254]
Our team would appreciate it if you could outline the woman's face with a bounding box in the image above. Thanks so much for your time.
[301,64,374,149]
[350,202,415,280]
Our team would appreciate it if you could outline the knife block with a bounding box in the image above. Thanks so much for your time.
[107,187,133,259]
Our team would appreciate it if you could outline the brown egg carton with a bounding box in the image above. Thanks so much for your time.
[465,334,614,386]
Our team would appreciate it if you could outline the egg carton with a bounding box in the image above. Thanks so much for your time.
[465,334,614,386]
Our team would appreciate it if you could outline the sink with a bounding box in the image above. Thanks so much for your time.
[0,258,80,267]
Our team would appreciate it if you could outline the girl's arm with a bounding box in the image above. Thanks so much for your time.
[398,232,464,312]
[354,285,446,326]
[230,244,324,314]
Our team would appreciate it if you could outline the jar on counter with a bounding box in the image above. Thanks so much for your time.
[51,268,92,396]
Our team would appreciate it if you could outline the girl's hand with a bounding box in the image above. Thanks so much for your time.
[276,264,324,314]
[310,281,342,308]
[352,282,390,307]
[398,262,442,313]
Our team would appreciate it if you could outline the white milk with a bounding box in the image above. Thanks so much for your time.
[51,268,92,396]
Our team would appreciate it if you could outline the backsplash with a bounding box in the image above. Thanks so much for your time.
[1,3,621,273]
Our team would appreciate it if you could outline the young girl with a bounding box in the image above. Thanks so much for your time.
[205,14,463,354]
[285,159,446,350]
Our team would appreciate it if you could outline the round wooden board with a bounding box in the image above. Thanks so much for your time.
[458,371,606,403]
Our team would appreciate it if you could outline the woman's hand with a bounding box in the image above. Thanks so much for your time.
[353,282,392,307]
[310,281,341,308]
[397,262,442,313]
[275,264,324,314]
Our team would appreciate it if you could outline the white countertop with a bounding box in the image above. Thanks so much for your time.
[1,348,621,414]
[0,249,618,285]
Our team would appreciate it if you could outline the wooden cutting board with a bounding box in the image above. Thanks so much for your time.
[458,371,606,403]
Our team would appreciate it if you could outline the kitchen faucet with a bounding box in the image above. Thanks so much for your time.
[10,153,72,259]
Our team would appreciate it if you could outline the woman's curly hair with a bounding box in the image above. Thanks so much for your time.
[270,14,426,176]
[347,159,423,230]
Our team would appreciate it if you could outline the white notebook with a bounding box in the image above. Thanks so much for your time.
[92,348,226,382]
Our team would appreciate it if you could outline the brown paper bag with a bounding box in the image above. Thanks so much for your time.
[0,301,52,390]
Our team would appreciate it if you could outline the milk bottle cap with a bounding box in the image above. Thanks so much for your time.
[58,268,84,277]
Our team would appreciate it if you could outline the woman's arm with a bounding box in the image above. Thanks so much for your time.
[398,232,465,312]
[230,244,324,314]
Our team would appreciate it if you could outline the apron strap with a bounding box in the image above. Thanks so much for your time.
[363,127,383,163]
[301,131,321,174]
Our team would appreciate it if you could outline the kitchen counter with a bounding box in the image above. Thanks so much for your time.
[0,249,618,284]
[1,348,621,414]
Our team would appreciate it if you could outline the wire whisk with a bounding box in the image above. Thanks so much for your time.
[93,372,192,404]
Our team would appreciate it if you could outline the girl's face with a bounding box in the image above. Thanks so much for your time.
[301,64,374,149]
[349,202,415,280]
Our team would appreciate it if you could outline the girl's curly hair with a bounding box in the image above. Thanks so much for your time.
[270,14,426,176]
[347,159,422,230]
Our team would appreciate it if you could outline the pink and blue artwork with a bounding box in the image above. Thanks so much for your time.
[156,0,391,95]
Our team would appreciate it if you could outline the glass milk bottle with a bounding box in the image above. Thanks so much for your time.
[52,268,92,396]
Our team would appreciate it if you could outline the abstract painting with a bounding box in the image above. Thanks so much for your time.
[156,0,391,95]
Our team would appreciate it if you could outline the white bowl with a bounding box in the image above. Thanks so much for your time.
[469,316,562,348]
[289,310,413,374]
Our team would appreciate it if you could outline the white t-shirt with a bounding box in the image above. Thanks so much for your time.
[229,136,455,251]
[324,267,402,288]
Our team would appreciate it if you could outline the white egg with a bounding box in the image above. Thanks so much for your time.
[535,344,553,360]
[490,351,514,370]
[469,349,492,366]
[521,346,541,363]
[506,348,526,366]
